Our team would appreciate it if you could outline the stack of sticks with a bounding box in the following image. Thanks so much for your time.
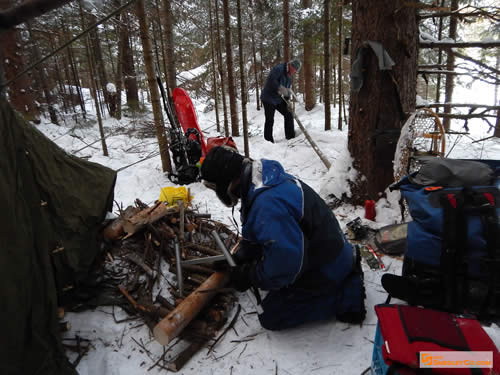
[101,198,239,371]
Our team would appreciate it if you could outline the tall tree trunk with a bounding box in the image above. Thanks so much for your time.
[0,0,40,122]
[323,0,331,131]
[337,1,343,130]
[78,0,108,156]
[135,0,172,173]
[302,0,315,111]
[348,0,418,203]
[222,0,239,137]
[27,22,58,124]
[215,0,229,136]
[249,0,260,111]
[434,0,446,108]
[237,0,249,157]
[209,0,220,132]
[161,0,176,90]
[88,12,111,116]
[121,9,140,111]
[443,0,458,131]
[283,0,290,62]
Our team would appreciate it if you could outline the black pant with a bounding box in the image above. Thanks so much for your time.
[263,100,295,142]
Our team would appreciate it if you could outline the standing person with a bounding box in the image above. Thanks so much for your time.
[261,59,301,143]
[201,146,366,330]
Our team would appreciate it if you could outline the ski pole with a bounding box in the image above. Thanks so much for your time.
[211,231,264,315]
[281,93,332,170]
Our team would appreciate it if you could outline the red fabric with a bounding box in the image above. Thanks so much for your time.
[206,136,238,153]
[375,304,500,375]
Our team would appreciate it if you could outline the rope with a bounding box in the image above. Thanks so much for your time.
[0,0,138,90]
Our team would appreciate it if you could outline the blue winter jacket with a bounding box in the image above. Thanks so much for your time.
[260,63,291,106]
[240,159,354,292]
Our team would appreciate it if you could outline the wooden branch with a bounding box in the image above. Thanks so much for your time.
[122,203,179,238]
[167,340,206,372]
[153,271,229,345]
[453,51,500,76]
[420,41,500,49]
[419,10,499,19]
[433,113,497,119]
[418,70,472,75]
[0,0,72,30]
[417,103,500,110]
[124,252,155,278]
[183,242,221,256]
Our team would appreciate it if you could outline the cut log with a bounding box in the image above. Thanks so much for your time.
[102,206,140,241]
[122,203,179,238]
[153,271,229,345]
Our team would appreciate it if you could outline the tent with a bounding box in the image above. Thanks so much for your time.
[0,98,116,375]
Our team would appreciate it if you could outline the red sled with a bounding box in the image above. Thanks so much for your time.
[373,304,500,375]
[172,87,207,156]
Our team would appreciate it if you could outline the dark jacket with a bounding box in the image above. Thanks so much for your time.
[260,63,292,106]
[239,159,354,291]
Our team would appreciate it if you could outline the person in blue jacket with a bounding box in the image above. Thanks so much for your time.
[261,59,301,143]
[201,146,366,330]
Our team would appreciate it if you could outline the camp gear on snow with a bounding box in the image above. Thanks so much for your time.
[158,186,192,206]
[156,74,204,185]
[1,98,116,375]
[346,217,371,240]
[206,135,238,153]
[385,158,500,318]
[201,146,245,207]
[372,304,500,375]
[374,223,407,255]
[360,244,387,270]
[364,199,376,220]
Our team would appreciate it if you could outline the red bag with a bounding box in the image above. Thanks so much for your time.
[206,136,238,153]
[375,304,500,374]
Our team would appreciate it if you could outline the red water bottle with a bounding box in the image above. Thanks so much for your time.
[364,200,376,221]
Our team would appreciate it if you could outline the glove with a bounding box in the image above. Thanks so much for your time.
[277,85,288,97]
[233,240,263,264]
[229,263,254,292]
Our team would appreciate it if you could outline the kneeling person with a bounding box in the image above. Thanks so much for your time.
[201,146,366,330]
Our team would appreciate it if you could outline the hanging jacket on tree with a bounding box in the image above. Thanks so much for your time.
[261,63,291,106]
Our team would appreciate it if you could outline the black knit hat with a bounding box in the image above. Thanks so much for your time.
[201,146,244,206]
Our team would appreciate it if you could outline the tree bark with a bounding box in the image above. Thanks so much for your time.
[222,0,240,137]
[135,0,172,173]
[161,0,176,90]
[237,0,249,157]
[215,0,229,136]
[249,0,260,111]
[302,0,316,111]
[323,0,331,131]
[208,0,220,133]
[443,0,458,131]
[121,9,140,111]
[283,0,290,62]
[0,0,40,122]
[337,2,343,130]
[348,0,418,203]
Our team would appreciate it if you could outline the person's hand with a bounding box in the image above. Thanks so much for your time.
[233,240,263,264]
[229,263,253,292]
[278,85,288,97]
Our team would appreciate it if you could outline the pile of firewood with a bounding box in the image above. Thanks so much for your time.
[101,198,240,371]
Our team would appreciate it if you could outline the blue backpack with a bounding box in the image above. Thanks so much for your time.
[382,159,500,318]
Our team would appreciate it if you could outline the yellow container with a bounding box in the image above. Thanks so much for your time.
[158,186,192,206]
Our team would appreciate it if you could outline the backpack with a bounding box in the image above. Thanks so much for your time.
[382,159,500,319]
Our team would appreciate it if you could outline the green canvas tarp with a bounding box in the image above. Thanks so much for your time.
[0,98,116,375]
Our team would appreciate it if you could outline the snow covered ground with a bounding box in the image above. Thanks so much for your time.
[37,82,500,374]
